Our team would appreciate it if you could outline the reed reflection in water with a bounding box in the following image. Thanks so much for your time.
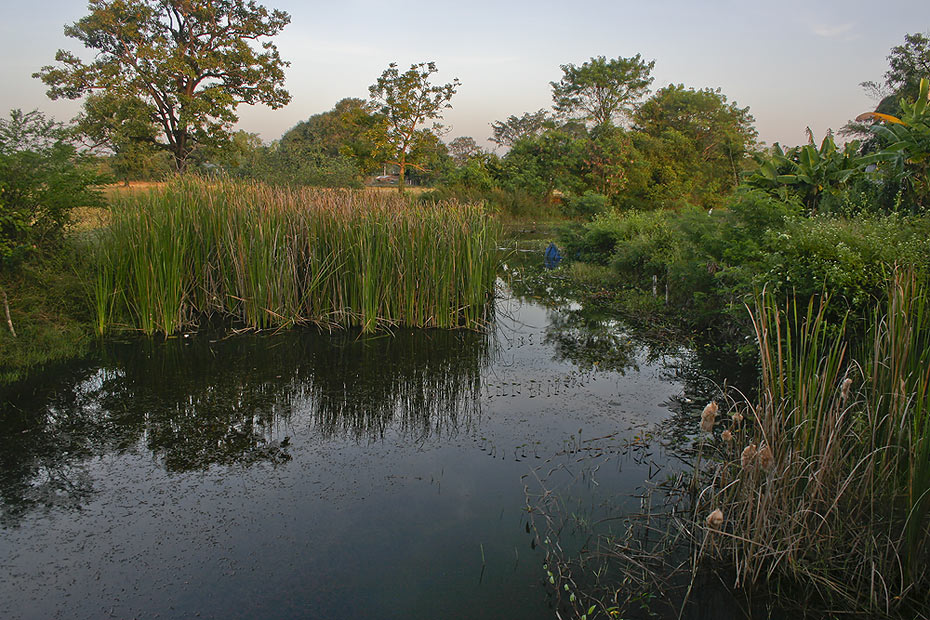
[0,325,492,523]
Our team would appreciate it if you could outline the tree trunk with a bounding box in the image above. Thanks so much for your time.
[1,286,15,338]
[397,155,406,194]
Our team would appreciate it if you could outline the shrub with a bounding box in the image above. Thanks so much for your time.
[0,109,105,268]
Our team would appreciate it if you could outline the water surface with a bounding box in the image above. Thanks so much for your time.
[0,276,711,619]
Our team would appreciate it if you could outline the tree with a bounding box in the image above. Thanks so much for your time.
[885,32,930,105]
[844,32,930,142]
[634,84,757,187]
[551,55,655,127]
[0,110,104,267]
[368,61,460,192]
[448,136,482,165]
[859,78,930,210]
[244,98,383,188]
[489,109,550,148]
[75,91,165,184]
[34,0,291,173]
[280,98,382,176]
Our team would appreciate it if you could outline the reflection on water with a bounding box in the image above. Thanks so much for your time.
[0,256,753,619]
[0,328,491,524]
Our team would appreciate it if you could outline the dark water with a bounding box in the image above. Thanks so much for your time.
[0,272,729,619]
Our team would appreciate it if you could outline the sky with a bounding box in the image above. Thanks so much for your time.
[2,0,929,150]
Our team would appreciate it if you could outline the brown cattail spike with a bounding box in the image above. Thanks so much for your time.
[741,443,757,470]
[701,401,718,433]
[757,443,775,472]
[840,378,853,405]
[706,508,724,529]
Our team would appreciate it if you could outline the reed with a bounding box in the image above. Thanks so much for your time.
[697,270,930,615]
[93,176,500,335]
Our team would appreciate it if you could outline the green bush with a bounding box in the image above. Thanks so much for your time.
[0,109,105,268]
[559,189,930,340]
[561,191,609,218]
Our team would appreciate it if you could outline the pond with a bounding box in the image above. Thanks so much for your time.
[0,254,748,619]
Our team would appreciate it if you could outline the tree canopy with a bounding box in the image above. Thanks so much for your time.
[34,0,291,172]
[0,109,104,268]
[369,61,460,191]
[250,98,383,187]
[885,32,930,105]
[551,55,655,127]
[489,109,551,148]
[634,84,757,187]
[448,136,482,165]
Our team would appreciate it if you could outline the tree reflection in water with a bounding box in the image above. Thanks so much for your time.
[0,326,491,524]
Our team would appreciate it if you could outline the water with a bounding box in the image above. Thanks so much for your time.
[0,273,722,619]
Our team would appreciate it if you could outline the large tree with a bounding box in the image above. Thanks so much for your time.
[489,109,550,148]
[551,54,655,127]
[634,84,757,187]
[34,0,291,173]
[368,61,459,192]
[447,136,482,165]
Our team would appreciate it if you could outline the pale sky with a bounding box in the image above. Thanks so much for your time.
[2,0,929,150]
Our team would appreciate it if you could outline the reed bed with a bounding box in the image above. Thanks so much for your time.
[93,176,500,335]
[695,270,930,617]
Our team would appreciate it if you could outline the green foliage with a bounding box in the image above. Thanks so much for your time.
[885,32,930,105]
[744,136,882,213]
[94,177,500,335]
[487,81,758,214]
[497,124,590,199]
[867,78,930,210]
[561,191,609,218]
[75,91,168,183]
[423,152,560,221]
[279,98,382,176]
[0,109,105,269]
[0,245,95,384]
[551,54,655,127]
[704,273,930,615]
[368,61,459,191]
[561,191,930,339]
[447,136,483,165]
[634,84,757,198]
[489,109,551,147]
[35,0,291,172]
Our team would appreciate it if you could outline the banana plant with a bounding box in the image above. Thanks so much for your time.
[857,77,930,209]
[745,135,882,212]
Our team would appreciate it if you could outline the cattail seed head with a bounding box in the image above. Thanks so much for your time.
[757,443,775,471]
[700,401,718,433]
[722,429,733,442]
[732,412,744,425]
[741,443,757,470]
[706,508,724,529]
[840,378,853,404]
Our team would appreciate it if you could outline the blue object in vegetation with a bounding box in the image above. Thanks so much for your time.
[544,242,563,269]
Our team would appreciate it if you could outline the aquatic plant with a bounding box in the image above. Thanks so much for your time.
[697,270,930,615]
[93,176,500,335]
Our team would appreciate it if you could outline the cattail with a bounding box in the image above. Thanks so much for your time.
[706,508,724,529]
[701,401,718,433]
[757,443,775,471]
[732,412,744,425]
[840,378,853,405]
[741,443,757,470]
[722,429,733,442]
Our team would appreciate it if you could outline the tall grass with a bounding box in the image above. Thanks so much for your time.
[93,176,500,335]
[697,271,930,616]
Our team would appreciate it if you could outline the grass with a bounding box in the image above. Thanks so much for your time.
[94,176,501,335]
[695,270,930,616]
[0,245,96,384]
